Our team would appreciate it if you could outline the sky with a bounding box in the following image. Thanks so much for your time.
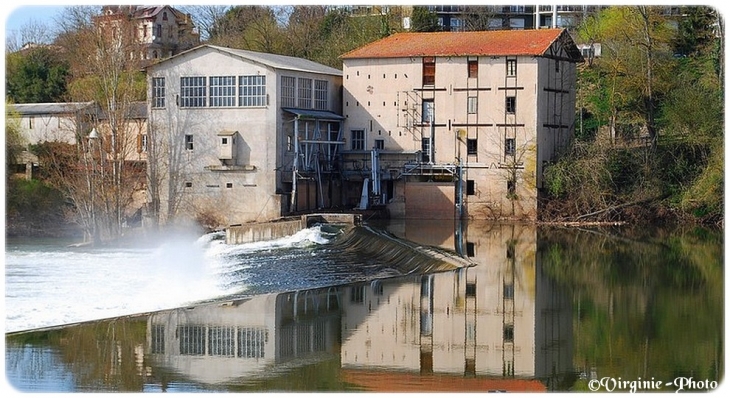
[4,5,68,36]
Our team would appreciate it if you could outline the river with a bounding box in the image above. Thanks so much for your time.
[4,219,724,393]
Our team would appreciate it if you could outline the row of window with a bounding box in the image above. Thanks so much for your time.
[422,58,520,86]
[420,57,559,86]
[423,95,517,120]
[281,76,329,110]
[349,129,516,159]
[151,76,330,110]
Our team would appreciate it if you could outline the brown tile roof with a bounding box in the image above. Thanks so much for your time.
[342,28,569,59]
[341,369,548,392]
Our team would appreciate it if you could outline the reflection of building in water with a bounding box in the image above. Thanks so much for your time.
[341,222,572,390]
[146,287,341,384]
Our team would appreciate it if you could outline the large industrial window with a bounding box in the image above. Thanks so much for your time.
[314,80,328,110]
[238,327,267,358]
[506,96,516,114]
[506,59,517,77]
[208,326,236,357]
[178,325,205,355]
[180,76,206,107]
[209,76,236,107]
[152,77,165,108]
[297,78,312,109]
[351,129,365,150]
[239,75,266,107]
[281,76,296,107]
[467,138,478,155]
[150,324,165,354]
[422,56,435,86]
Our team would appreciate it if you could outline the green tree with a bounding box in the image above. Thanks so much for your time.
[584,6,676,149]
[208,5,285,53]
[410,6,441,32]
[5,46,69,103]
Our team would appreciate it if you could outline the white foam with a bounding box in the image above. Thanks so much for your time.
[4,226,336,333]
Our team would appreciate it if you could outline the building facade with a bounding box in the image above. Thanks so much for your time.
[95,5,200,65]
[145,45,343,227]
[340,29,583,220]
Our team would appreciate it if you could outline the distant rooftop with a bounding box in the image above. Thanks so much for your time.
[148,44,342,76]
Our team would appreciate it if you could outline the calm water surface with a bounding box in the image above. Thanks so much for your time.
[5,220,724,393]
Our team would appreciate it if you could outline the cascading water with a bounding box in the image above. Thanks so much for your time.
[4,224,472,333]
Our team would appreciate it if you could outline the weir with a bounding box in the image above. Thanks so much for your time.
[225,213,362,244]
[327,225,475,274]
[225,213,473,274]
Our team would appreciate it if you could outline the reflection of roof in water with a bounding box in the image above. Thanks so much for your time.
[341,369,547,392]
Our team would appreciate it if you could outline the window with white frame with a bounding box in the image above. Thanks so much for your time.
[314,80,328,110]
[180,76,206,107]
[239,75,266,107]
[281,76,296,107]
[505,137,516,157]
[506,59,517,77]
[185,134,194,151]
[298,78,312,109]
[467,96,478,114]
[152,77,165,108]
[209,76,236,107]
[422,99,434,123]
[351,129,365,150]
[137,134,148,153]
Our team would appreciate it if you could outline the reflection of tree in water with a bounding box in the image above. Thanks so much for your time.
[539,226,723,391]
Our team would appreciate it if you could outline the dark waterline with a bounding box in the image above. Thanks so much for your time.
[5,220,724,393]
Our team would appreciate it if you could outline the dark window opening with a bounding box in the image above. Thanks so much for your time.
[422,57,435,86]
[468,60,478,78]
[467,138,477,155]
[466,283,477,298]
[503,325,514,342]
[466,180,475,195]
[506,96,516,114]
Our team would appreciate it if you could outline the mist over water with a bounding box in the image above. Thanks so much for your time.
[4,226,342,333]
[4,225,405,333]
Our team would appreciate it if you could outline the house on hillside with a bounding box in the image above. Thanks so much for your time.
[339,29,583,220]
[94,5,200,65]
[145,44,344,227]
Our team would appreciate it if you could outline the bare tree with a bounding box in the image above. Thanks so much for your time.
[5,19,55,52]
[53,6,147,242]
[178,4,230,42]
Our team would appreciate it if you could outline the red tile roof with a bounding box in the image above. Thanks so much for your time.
[342,29,568,59]
[341,369,548,392]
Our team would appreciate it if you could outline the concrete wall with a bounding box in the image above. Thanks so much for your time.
[147,47,342,226]
[226,213,361,244]
[226,218,305,244]
[341,43,577,221]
